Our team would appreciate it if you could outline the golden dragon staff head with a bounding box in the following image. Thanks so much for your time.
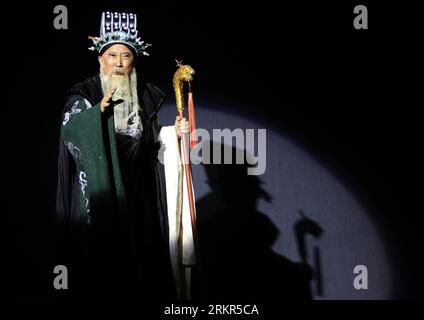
[173,59,195,113]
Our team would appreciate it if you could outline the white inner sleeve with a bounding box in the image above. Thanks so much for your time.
[158,125,196,289]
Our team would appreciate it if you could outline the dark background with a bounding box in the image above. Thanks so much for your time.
[3,0,422,301]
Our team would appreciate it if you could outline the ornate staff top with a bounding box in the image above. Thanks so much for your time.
[173,60,195,113]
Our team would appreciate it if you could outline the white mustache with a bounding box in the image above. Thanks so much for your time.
[113,68,125,75]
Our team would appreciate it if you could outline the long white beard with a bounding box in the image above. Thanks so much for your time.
[100,66,143,139]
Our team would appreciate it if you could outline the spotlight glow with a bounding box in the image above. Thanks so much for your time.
[159,103,392,299]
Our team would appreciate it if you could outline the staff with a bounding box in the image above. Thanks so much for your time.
[173,60,200,263]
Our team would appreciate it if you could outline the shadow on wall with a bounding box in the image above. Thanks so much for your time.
[192,141,323,299]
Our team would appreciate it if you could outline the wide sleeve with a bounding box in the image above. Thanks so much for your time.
[56,95,98,226]
[158,125,197,299]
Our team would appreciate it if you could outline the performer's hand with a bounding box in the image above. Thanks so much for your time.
[175,116,190,138]
[100,88,116,112]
